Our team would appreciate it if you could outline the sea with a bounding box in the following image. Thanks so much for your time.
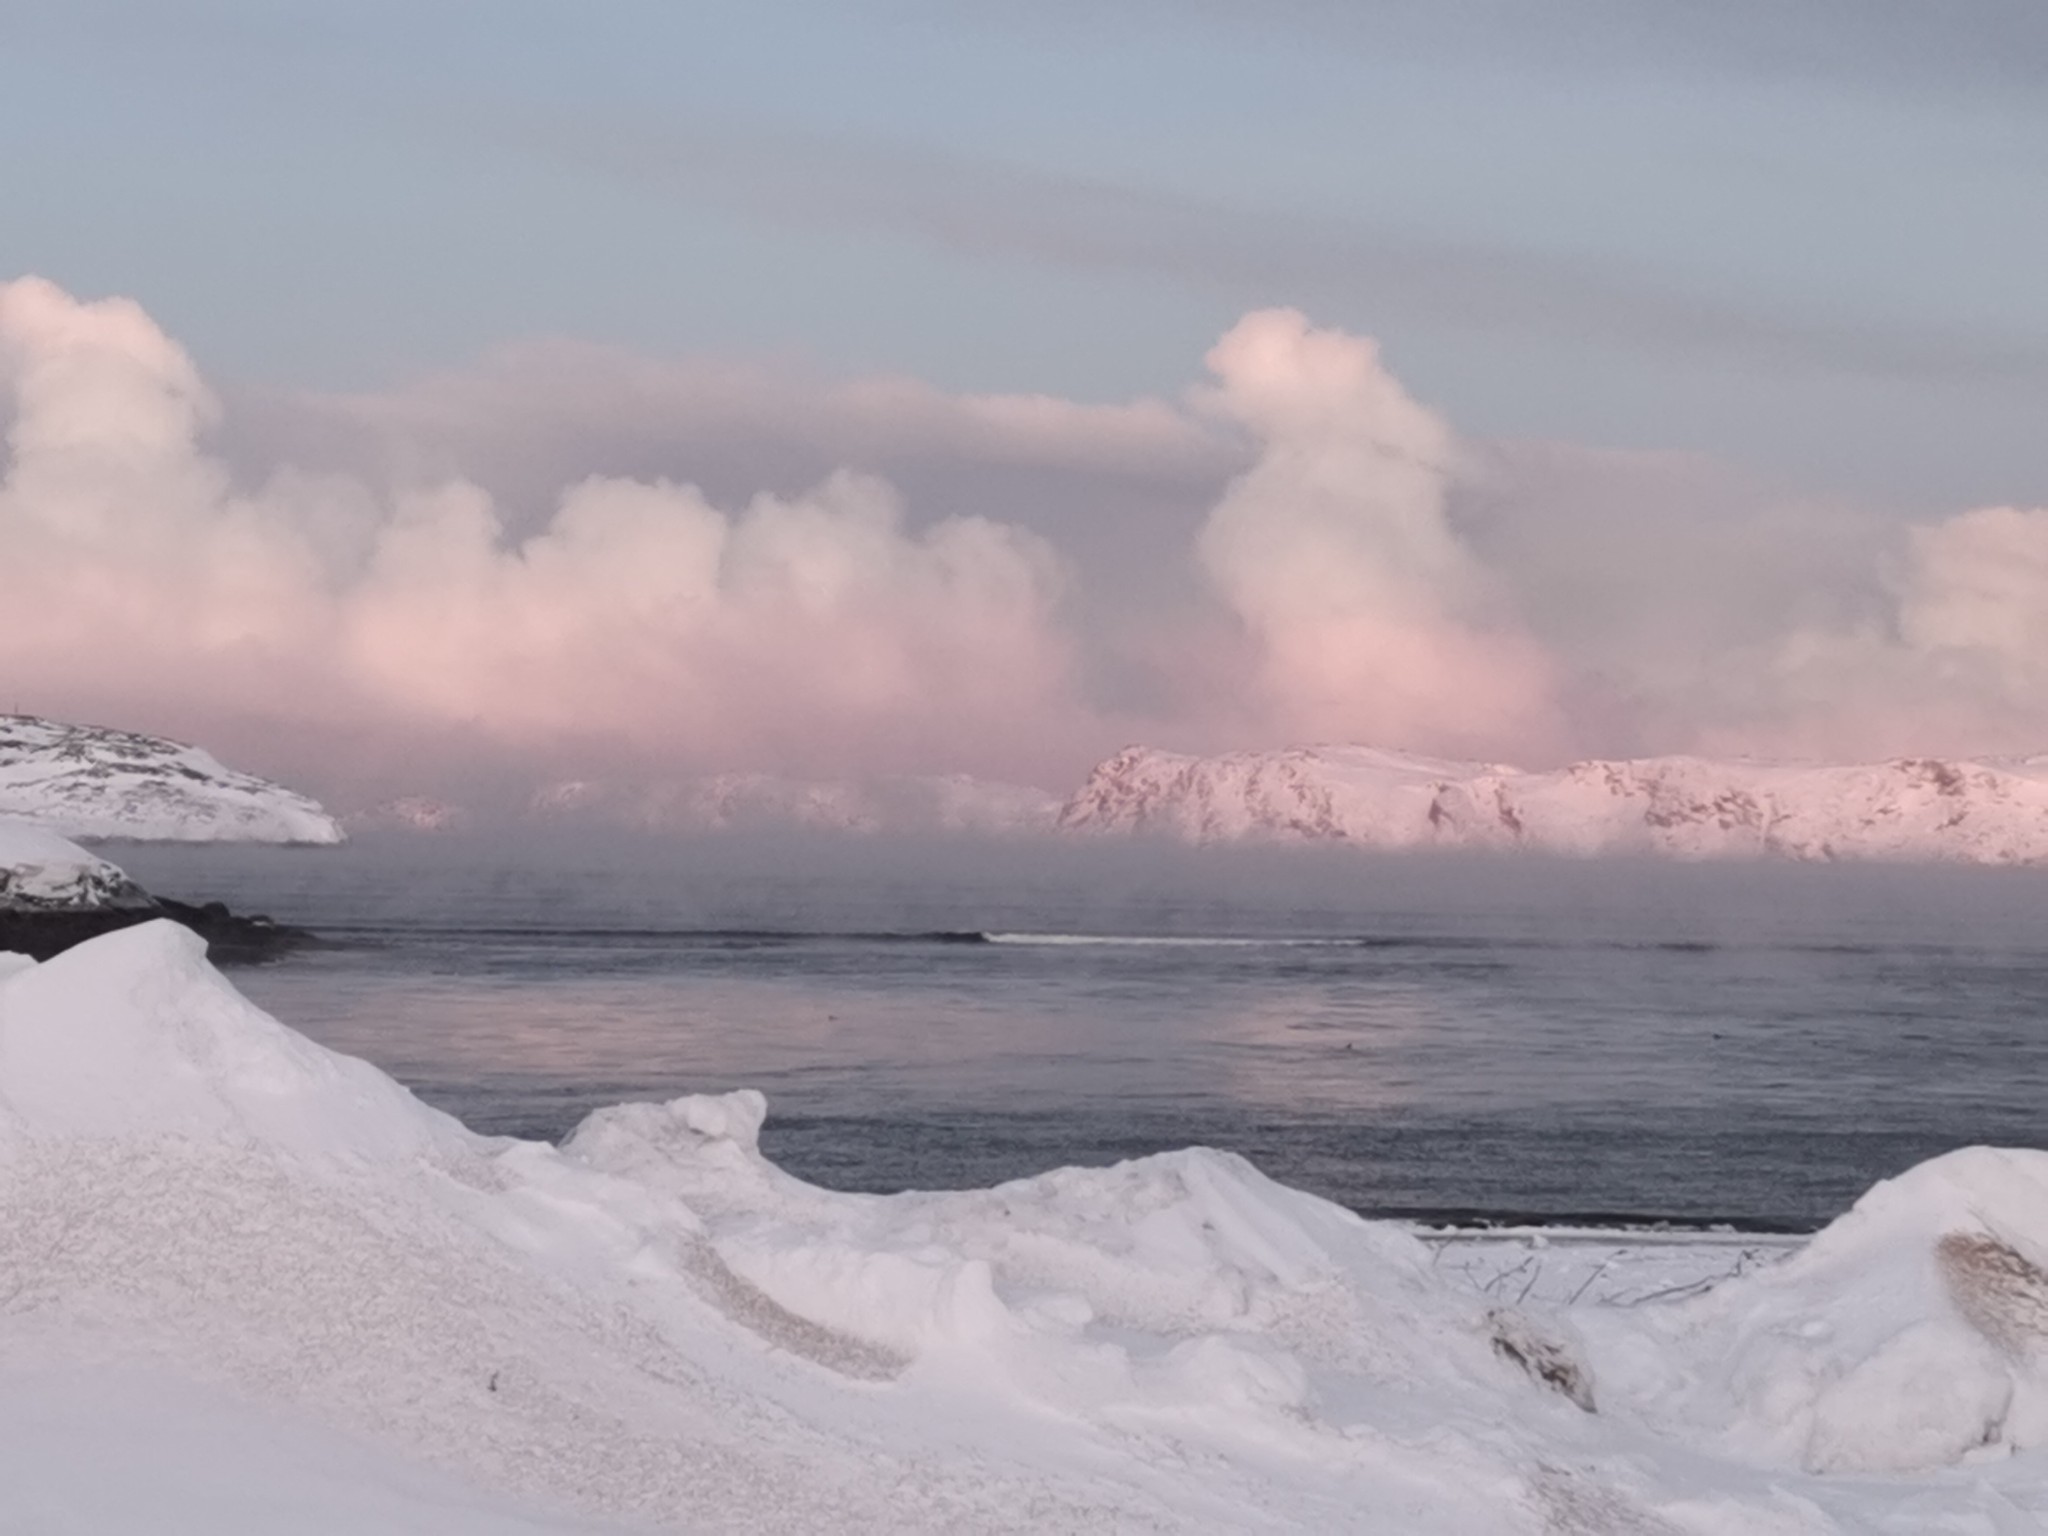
[114,832,2048,1233]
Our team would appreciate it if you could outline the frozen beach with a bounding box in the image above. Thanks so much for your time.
[3,922,2046,1533]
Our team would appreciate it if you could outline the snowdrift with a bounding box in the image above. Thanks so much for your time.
[0,924,2044,1531]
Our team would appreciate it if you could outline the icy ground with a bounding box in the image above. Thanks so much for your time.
[0,715,343,843]
[2,926,2046,1533]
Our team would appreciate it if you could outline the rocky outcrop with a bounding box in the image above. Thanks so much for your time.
[0,820,315,962]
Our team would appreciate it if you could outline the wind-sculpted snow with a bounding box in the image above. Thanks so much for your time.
[1,925,2046,1530]
[1062,742,2048,864]
[0,715,343,843]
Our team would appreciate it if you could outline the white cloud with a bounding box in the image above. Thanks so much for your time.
[8,275,2048,804]
[1194,308,1563,756]
[0,277,1081,785]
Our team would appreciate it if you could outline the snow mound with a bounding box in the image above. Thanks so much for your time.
[0,715,343,843]
[3,926,2047,1529]
[1585,1148,2048,1476]
[0,819,151,910]
[1061,742,2048,864]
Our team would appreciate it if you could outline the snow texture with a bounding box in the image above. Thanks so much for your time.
[1062,742,2048,864]
[0,923,2045,1531]
[0,715,343,844]
[0,819,150,910]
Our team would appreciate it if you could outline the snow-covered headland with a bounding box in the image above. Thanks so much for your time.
[0,921,2043,1531]
[0,715,344,844]
[1062,743,2048,865]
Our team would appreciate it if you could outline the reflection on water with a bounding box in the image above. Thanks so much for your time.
[107,834,2048,1228]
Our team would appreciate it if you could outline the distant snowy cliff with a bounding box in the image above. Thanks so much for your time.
[1059,744,2048,864]
[0,716,343,843]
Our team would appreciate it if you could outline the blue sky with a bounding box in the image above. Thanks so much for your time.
[6,1,2047,505]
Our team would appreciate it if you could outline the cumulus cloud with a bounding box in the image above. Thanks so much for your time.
[7,274,2048,807]
[0,277,1081,788]
[1194,309,1564,756]
[1734,504,2048,761]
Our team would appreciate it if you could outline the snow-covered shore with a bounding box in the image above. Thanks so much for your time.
[0,715,343,843]
[1,924,2044,1532]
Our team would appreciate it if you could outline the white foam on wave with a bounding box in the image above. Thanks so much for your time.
[983,931,1353,948]
[2,921,2046,1532]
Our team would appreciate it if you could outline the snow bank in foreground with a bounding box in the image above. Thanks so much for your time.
[0,925,2044,1532]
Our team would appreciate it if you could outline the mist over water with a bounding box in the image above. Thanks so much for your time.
[115,833,2048,1229]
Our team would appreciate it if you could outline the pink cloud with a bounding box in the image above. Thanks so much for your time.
[8,276,2048,808]
[0,278,1085,789]
[1193,309,1566,759]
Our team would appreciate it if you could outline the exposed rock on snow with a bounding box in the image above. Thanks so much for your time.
[1061,743,2048,864]
[0,820,312,961]
[2,924,2046,1530]
[0,715,343,843]
[0,821,152,911]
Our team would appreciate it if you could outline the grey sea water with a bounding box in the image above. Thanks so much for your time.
[114,833,2048,1230]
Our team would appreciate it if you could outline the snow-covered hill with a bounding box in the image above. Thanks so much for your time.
[0,716,343,844]
[1060,743,2048,864]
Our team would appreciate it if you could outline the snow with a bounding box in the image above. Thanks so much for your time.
[1062,742,2048,864]
[0,819,149,909]
[0,715,343,844]
[1,923,2046,1530]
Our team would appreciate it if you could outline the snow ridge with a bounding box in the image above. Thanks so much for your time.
[0,716,343,844]
[1061,743,2048,864]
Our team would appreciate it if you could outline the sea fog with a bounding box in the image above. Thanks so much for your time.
[113,833,2048,1229]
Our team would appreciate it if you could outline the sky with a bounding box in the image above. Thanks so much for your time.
[3,2,2048,806]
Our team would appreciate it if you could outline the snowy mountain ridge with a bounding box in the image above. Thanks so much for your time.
[1059,743,2048,864]
[0,716,343,844]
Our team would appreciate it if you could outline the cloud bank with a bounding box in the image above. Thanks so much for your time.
[0,278,1077,787]
[2,274,2046,807]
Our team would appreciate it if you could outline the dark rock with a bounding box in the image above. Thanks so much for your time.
[0,899,319,965]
